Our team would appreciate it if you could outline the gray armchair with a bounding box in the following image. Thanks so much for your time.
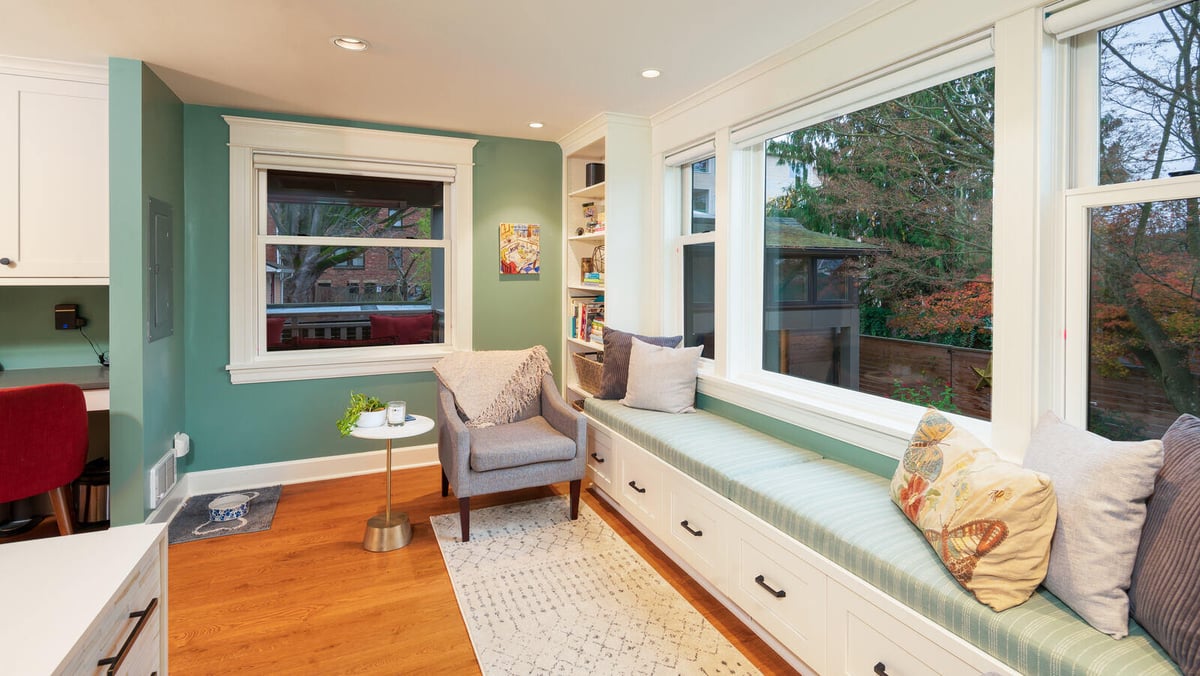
[437,373,587,541]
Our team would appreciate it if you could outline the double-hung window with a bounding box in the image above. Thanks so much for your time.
[1054,0,1200,437]
[670,146,718,360]
[225,116,477,384]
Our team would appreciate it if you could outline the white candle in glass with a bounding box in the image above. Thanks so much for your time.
[386,400,407,426]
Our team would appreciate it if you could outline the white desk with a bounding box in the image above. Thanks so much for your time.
[0,365,110,410]
[350,414,435,552]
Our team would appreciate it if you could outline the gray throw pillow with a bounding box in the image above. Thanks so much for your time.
[598,327,682,400]
[1022,411,1163,638]
[1130,414,1200,673]
[621,337,703,414]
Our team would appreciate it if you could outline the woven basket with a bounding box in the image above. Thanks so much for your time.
[571,352,604,395]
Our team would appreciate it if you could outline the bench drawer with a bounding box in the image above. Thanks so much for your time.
[665,471,730,583]
[729,523,827,672]
[617,436,663,527]
[585,422,615,495]
[826,581,976,676]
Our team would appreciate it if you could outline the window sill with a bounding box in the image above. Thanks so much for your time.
[226,345,452,384]
[697,372,992,460]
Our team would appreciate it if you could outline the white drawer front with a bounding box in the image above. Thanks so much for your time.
[617,437,663,527]
[827,581,977,676]
[665,472,729,582]
[586,422,615,494]
[57,540,163,676]
[730,526,827,673]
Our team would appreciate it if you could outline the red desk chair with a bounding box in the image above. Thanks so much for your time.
[0,383,88,536]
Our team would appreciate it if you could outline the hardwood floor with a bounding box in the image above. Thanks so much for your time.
[146,466,800,674]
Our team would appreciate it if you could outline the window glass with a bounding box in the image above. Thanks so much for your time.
[762,68,995,418]
[688,157,716,234]
[1088,199,1199,438]
[683,242,715,358]
[1099,2,1200,184]
[263,169,445,353]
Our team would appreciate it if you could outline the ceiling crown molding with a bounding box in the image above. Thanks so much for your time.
[0,55,107,84]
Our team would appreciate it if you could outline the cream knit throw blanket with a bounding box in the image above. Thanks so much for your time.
[433,345,552,428]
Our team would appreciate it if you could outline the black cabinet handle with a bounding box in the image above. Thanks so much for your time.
[627,480,647,494]
[754,574,786,598]
[680,520,703,537]
[0,257,10,266]
[98,597,158,675]
[874,663,889,676]
[590,452,605,463]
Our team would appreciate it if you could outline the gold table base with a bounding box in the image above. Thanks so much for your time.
[363,511,412,552]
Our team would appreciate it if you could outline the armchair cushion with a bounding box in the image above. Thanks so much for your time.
[469,415,577,472]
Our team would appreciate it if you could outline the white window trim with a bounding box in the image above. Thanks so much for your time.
[224,116,477,384]
[667,145,720,367]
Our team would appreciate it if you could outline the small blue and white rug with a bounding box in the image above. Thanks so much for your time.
[431,496,761,675]
[168,485,282,545]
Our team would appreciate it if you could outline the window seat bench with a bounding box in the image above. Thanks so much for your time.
[583,398,1179,676]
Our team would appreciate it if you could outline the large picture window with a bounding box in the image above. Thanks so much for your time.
[761,68,995,419]
[225,116,476,384]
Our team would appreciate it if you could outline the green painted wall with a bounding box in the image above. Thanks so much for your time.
[0,286,109,369]
[180,106,562,473]
[697,394,898,478]
[108,59,186,525]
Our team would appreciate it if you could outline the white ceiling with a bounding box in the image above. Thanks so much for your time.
[0,0,874,142]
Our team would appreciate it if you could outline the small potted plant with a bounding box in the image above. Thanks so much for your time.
[337,391,386,436]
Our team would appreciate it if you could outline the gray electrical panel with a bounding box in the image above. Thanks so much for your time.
[147,197,173,343]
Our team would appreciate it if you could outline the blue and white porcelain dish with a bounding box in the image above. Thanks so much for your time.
[208,493,252,522]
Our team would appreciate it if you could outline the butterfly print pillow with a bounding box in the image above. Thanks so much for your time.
[890,408,1058,611]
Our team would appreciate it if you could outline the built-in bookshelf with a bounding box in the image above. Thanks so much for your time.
[559,114,650,403]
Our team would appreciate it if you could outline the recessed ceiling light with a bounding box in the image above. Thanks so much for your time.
[641,68,661,79]
[331,36,370,52]
[528,122,544,129]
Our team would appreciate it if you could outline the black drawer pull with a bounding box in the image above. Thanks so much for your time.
[874,663,889,676]
[628,480,647,494]
[754,574,786,598]
[590,452,605,463]
[680,520,703,537]
[98,596,159,675]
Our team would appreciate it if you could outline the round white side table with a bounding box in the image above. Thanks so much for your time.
[349,414,435,552]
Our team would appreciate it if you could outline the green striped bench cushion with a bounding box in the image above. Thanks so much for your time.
[584,398,821,497]
[728,460,1179,676]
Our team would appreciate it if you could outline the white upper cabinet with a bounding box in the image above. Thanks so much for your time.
[0,59,108,285]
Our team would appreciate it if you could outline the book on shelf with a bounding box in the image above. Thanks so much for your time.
[569,296,605,343]
[582,271,604,285]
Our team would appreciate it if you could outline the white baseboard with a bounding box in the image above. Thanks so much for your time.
[145,473,191,525]
[164,443,439,500]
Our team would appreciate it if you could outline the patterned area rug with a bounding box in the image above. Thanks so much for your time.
[430,496,761,675]
[168,485,282,545]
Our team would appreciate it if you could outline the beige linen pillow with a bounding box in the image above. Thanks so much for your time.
[890,408,1058,611]
[620,337,702,414]
[1023,411,1163,638]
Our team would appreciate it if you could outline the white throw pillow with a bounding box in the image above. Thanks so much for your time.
[1022,411,1164,638]
[621,337,702,414]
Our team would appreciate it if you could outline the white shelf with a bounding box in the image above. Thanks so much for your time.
[567,382,595,400]
[569,231,606,242]
[568,337,604,351]
[568,283,605,292]
[568,181,606,200]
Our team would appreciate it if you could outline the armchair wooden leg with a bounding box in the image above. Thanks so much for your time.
[569,479,581,520]
[49,485,76,536]
[459,497,470,542]
[441,470,449,498]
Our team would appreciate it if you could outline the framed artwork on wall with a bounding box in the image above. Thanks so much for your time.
[499,223,540,275]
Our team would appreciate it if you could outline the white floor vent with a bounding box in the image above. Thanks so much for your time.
[148,451,177,510]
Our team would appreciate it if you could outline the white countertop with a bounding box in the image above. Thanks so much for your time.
[0,523,165,673]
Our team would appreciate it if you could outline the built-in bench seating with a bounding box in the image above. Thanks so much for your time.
[585,398,1180,676]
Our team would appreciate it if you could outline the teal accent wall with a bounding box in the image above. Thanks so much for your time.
[180,105,562,473]
[108,60,186,525]
[0,286,109,369]
[696,393,899,478]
